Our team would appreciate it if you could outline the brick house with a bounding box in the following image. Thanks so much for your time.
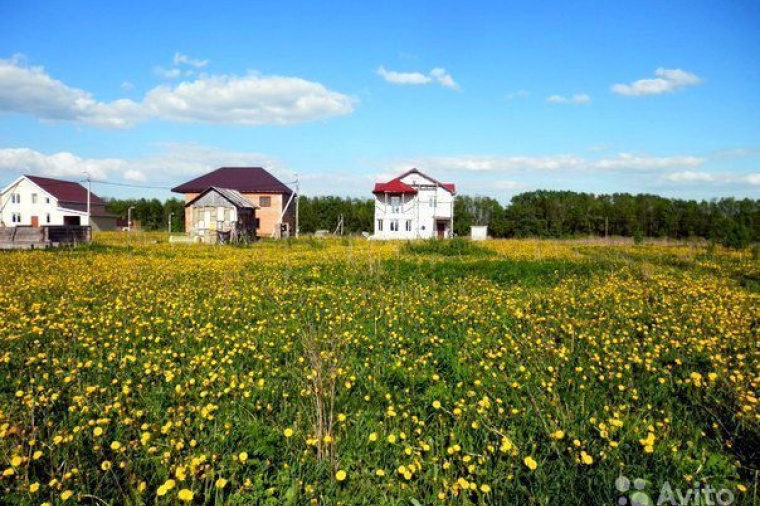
[171,167,294,238]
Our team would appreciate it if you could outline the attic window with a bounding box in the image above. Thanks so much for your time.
[259,196,271,207]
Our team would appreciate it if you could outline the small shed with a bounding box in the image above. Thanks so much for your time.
[185,187,257,244]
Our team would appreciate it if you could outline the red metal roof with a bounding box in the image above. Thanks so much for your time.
[373,168,456,195]
[171,167,293,195]
[26,175,116,217]
[372,179,418,194]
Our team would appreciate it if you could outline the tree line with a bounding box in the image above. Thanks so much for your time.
[105,192,759,247]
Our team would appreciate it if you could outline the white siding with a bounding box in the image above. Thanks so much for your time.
[372,172,455,240]
[0,177,90,227]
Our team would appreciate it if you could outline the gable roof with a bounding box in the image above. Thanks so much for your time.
[24,175,116,217]
[26,175,106,206]
[171,167,293,195]
[372,179,418,194]
[185,187,257,209]
[373,168,456,195]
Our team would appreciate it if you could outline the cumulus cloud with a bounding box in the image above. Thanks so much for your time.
[591,153,705,171]
[546,93,590,105]
[0,57,145,128]
[0,57,356,128]
[173,52,209,68]
[0,144,290,186]
[376,66,459,89]
[389,153,705,175]
[0,147,127,180]
[611,68,702,96]
[664,171,715,182]
[144,74,356,125]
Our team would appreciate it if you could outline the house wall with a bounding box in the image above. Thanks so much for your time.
[372,175,455,240]
[183,191,293,238]
[243,193,294,238]
[0,177,90,227]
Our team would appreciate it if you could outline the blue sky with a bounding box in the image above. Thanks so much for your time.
[1,0,758,202]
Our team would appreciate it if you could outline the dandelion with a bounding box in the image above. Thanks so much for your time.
[178,489,194,502]
[60,490,74,501]
[238,452,248,462]
[215,478,228,489]
[523,456,538,471]
[335,470,347,481]
[580,451,594,465]
[284,428,294,438]
[369,432,378,442]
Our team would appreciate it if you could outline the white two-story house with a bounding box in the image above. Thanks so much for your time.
[0,175,117,231]
[372,169,456,240]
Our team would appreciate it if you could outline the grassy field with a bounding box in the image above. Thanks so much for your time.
[1,234,758,505]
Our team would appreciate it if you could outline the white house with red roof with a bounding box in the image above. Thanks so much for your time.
[372,169,456,239]
[0,175,117,231]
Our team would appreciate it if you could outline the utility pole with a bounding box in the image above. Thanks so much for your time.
[168,212,173,233]
[295,172,300,238]
[82,170,91,225]
[127,206,135,232]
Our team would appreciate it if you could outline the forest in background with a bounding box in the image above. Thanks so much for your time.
[105,191,759,248]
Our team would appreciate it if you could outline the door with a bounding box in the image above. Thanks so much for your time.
[436,220,445,238]
[31,216,39,227]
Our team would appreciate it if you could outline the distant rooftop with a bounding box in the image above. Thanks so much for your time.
[171,167,293,195]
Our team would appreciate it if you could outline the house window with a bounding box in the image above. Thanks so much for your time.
[45,197,51,204]
[46,213,51,224]
[430,197,436,207]
[11,193,20,204]
[405,220,412,232]
[32,193,38,204]
[390,220,399,232]
[217,207,225,221]
[12,213,21,223]
[390,196,401,213]
[259,196,271,207]
[377,219,383,231]
[255,218,261,229]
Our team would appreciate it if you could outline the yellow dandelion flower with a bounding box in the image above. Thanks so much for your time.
[177,489,194,502]
[523,456,538,471]
[284,428,294,438]
[335,469,347,481]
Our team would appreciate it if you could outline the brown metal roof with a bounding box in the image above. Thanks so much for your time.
[171,167,293,195]
[26,175,117,217]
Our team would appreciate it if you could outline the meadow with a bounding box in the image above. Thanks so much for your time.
[1,234,758,505]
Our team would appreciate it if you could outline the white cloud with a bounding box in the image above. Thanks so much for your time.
[389,153,705,175]
[741,173,760,185]
[506,89,530,100]
[611,67,702,96]
[143,74,356,125]
[0,57,356,128]
[173,52,209,68]
[124,169,147,182]
[592,153,705,171]
[0,57,145,128]
[377,66,459,89]
[153,66,182,80]
[665,171,714,182]
[546,93,590,104]
[0,147,126,180]
[120,81,135,91]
